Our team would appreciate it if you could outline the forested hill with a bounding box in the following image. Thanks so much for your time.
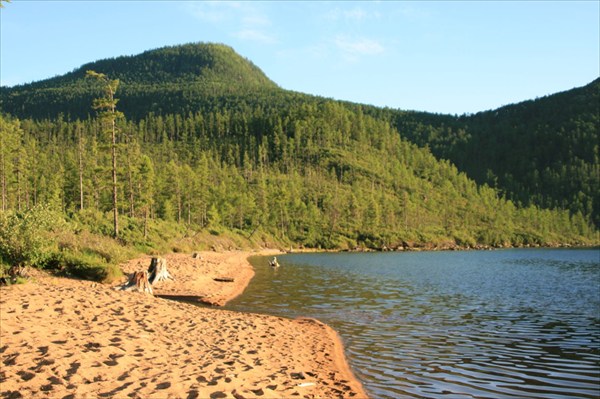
[0,43,597,252]
[0,42,279,120]
[385,78,600,227]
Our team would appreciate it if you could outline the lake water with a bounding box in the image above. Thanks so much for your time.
[226,249,600,399]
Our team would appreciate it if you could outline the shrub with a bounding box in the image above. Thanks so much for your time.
[61,252,123,283]
[0,259,9,277]
[452,230,477,248]
[0,205,67,267]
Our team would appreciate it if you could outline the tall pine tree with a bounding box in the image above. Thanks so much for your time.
[87,70,123,239]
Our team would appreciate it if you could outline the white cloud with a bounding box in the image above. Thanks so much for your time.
[396,5,430,20]
[323,5,382,22]
[343,7,367,21]
[234,29,276,44]
[185,1,242,24]
[334,36,385,61]
[185,1,276,44]
[241,13,271,28]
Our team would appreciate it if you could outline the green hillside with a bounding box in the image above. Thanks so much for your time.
[0,43,596,273]
[3,44,596,230]
[383,78,600,227]
[1,42,278,120]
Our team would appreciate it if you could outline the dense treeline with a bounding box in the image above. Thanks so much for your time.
[2,44,597,230]
[0,43,597,253]
[367,79,599,228]
[1,100,594,251]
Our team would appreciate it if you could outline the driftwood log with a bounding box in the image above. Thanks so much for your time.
[116,271,153,294]
[213,277,235,282]
[148,257,174,285]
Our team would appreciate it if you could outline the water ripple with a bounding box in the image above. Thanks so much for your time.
[227,249,600,399]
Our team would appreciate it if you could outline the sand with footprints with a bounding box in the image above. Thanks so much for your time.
[0,251,367,398]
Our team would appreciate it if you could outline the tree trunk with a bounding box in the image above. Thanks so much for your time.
[1,148,6,211]
[143,207,149,239]
[148,257,174,285]
[187,201,191,225]
[127,153,134,218]
[78,125,84,210]
[15,154,22,212]
[116,271,153,294]
[111,116,119,239]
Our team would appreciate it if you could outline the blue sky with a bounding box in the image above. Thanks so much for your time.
[1,1,598,114]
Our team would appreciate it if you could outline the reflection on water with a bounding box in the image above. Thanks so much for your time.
[226,249,600,399]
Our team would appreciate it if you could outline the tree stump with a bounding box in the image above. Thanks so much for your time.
[148,257,174,285]
[8,265,28,279]
[116,271,153,294]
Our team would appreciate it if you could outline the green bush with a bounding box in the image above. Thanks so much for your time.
[0,259,9,277]
[451,230,477,248]
[71,208,114,237]
[61,252,122,283]
[0,205,66,267]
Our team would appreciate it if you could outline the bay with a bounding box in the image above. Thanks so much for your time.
[226,249,600,399]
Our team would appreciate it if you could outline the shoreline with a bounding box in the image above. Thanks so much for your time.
[287,242,598,254]
[0,250,369,399]
[118,251,274,306]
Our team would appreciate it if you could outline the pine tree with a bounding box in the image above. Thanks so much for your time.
[86,70,124,239]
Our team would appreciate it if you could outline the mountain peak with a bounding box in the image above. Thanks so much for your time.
[77,42,278,87]
[4,42,277,90]
[1,42,279,119]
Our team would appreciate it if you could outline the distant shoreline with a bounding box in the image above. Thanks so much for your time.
[283,241,598,254]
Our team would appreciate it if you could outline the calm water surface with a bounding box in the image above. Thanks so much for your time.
[226,249,600,399]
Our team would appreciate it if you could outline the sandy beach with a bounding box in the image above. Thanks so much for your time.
[0,251,368,399]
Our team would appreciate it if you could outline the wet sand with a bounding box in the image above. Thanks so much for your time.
[0,251,368,398]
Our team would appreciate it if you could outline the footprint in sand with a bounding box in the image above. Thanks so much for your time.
[40,383,54,392]
[37,346,49,356]
[83,342,102,352]
[17,371,36,381]
[33,358,55,372]
[47,375,63,385]
[196,375,208,383]
[66,361,81,378]
[207,377,221,386]
[103,359,118,366]
[186,390,200,399]
[3,353,18,366]
[155,382,171,389]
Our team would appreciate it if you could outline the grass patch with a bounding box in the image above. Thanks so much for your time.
[60,252,123,283]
